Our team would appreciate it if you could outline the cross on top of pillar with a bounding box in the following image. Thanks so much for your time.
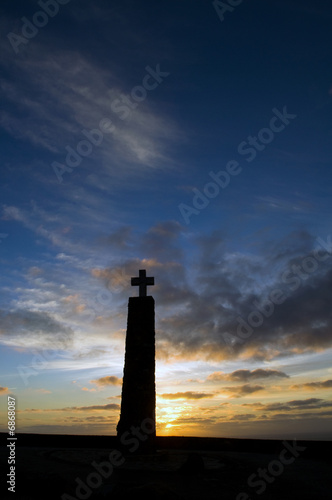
[131,269,154,297]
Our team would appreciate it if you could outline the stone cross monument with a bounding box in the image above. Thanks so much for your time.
[117,269,156,452]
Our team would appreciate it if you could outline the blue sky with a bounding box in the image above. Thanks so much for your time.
[1,0,332,439]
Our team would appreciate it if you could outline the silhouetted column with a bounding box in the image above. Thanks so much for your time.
[117,296,156,452]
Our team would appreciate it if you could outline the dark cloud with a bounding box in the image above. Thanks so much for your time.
[84,415,112,422]
[153,230,332,363]
[140,221,184,263]
[0,309,73,348]
[98,226,133,250]
[240,398,332,418]
[259,398,332,412]
[290,379,332,390]
[71,404,120,411]
[207,369,289,382]
[269,410,332,420]
[260,230,315,264]
[170,416,218,426]
[24,404,120,412]
[221,384,265,398]
[229,413,256,421]
[242,402,264,408]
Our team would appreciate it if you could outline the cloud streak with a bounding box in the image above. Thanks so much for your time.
[290,380,332,391]
[207,369,289,382]
[159,391,215,400]
[243,398,332,412]
[23,403,120,412]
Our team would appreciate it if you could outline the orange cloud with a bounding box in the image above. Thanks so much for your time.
[63,294,80,303]
[91,376,122,386]
[0,386,9,395]
[91,267,128,291]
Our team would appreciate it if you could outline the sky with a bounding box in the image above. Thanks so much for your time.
[0,0,332,440]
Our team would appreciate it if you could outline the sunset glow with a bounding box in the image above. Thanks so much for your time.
[1,0,332,442]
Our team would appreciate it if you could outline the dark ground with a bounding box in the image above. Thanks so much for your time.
[1,434,331,499]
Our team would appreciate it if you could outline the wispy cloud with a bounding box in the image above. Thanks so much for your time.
[0,40,178,177]
[159,391,215,400]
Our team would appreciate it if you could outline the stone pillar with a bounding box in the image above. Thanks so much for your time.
[117,296,156,452]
